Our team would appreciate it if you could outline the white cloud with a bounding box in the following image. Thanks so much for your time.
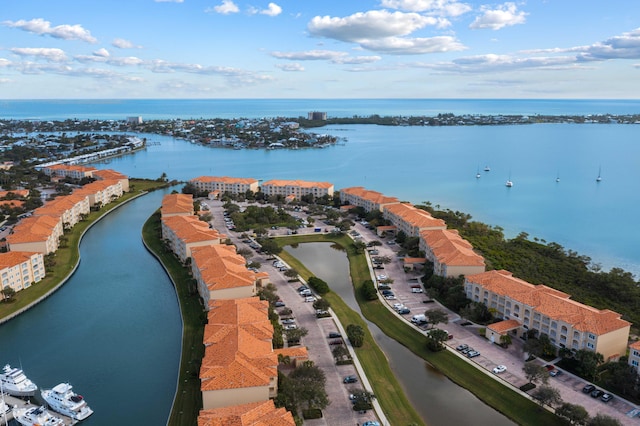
[93,48,110,57]
[112,38,141,49]
[10,47,68,62]
[380,0,472,17]
[0,58,11,68]
[261,3,282,17]
[470,2,527,30]
[275,63,304,71]
[2,18,97,43]
[0,78,11,84]
[208,0,239,14]
[361,36,465,54]
[332,55,382,64]
[308,10,439,43]
[576,27,640,61]
[270,50,348,61]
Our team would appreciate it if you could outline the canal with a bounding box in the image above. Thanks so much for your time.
[285,242,515,426]
[0,189,182,425]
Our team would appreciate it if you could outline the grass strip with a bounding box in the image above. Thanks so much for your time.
[276,234,565,426]
[142,211,204,426]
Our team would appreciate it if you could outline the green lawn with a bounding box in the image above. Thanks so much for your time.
[276,234,566,426]
[0,179,170,322]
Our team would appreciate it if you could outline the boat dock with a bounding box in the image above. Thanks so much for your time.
[0,393,77,425]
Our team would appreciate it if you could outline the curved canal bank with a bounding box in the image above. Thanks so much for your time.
[0,186,182,425]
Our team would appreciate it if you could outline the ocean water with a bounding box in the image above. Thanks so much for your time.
[1,99,639,277]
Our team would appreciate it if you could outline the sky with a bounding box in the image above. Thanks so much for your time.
[1,0,639,99]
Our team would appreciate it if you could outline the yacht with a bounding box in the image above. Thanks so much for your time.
[12,406,64,426]
[483,165,490,172]
[505,179,513,187]
[41,383,93,421]
[1,364,38,397]
[476,167,481,179]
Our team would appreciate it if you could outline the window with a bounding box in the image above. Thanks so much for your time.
[633,360,639,367]
[633,350,640,357]
[588,334,596,340]
[587,342,595,349]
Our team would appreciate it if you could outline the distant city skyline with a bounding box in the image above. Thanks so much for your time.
[1,0,639,99]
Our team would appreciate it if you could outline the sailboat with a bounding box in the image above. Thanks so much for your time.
[484,165,491,172]
[596,167,602,182]
[505,173,513,187]
[476,167,481,179]
[556,171,560,183]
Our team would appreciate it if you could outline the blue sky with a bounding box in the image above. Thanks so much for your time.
[1,0,639,99]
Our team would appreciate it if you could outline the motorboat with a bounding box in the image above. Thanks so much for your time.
[483,165,490,172]
[505,179,513,188]
[41,382,93,421]
[0,364,38,397]
[12,405,64,426]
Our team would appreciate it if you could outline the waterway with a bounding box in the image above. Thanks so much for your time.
[284,242,515,426]
[0,189,181,425]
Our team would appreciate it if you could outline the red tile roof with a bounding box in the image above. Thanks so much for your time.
[197,400,295,426]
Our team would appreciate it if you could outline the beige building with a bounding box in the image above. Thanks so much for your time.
[75,179,124,207]
[191,245,268,306]
[35,193,90,229]
[42,164,96,180]
[628,341,640,371]
[161,215,226,262]
[7,215,64,254]
[197,400,295,426]
[0,252,45,293]
[420,229,485,277]
[465,270,630,361]
[190,176,259,196]
[260,179,334,199]
[200,297,278,410]
[93,169,130,192]
[382,203,446,237]
[161,193,194,218]
[339,186,399,213]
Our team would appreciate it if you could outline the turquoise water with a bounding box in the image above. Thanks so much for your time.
[0,189,182,425]
[94,122,640,277]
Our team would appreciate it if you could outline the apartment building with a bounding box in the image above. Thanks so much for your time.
[7,215,63,254]
[419,229,485,277]
[190,176,259,196]
[93,169,130,192]
[382,203,446,237]
[628,341,640,371]
[260,179,334,199]
[197,400,295,426]
[200,297,278,410]
[191,244,267,305]
[161,193,194,218]
[339,186,399,213]
[42,164,96,180]
[465,270,630,360]
[75,179,124,207]
[36,193,90,229]
[161,215,226,262]
[0,252,45,293]
[0,189,30,199]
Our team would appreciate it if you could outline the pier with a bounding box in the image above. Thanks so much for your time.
[0,393,77,425]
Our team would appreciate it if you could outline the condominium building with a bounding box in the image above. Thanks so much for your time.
[191,245,267,305]
[260,179,334,199]
[7,215,63,254]
[339,186,399,213]
[190,176,259,196]
[93,169,130,192]
[465,270,630,360]
[42,164,96,180]
[382,203,446,237]
[197,400,295,426]
[161,215,226,262]
[200,297,278,410]
[628,341,640,371]
[419,229,485,277]
[0,251,45,293]
[75,179,124,207]
[161,193,194,218]
[35,193,90,229]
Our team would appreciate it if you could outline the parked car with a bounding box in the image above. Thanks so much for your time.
[467,350,480,358]
[343,375,358,384]
[284,324,297,330]
[398,308,411,315]
[328,332,342,338]
[582,384,596,394]
[590,389,604,398]
[363,422,380,426]
[297,285,308,292]
[305,296,317,303]
[378,284,391,291]
[411,287,424,293]
[601,393,613,403]
[456,344,468,352]
[281,318,295,324]
[549,369,562,377]
[274,301,285,308]
[493,365,507,374]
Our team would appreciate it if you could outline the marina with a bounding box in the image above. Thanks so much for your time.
[0,393,76,426]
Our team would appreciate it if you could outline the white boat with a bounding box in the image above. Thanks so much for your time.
[0,365,37,397]
[41,383,93,421]
[476,167,481,179]
[12,406,64,426]
[484,165,490,172]
[596,166,602,182]
[505,179,513,187]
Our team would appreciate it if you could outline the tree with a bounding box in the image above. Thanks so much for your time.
[352,240,367,254]
[1,286,16,302]
[425,329,448,351]
[349,388,376,411]
[284,268,299,281]
[199,212,212,222]
[307,276,330,295]
[587,414,622,426]
[523,362,549,385]
[285,327,309,345]
[289,363,329,411]
[312,298,330,311]
[346,324,365,347]
[332,345,349,362]
[360,279,377,301]
[425,309,448,329]
[604,360,638,397]
[499,334,512,348]
[258,238,282,256]
[258,283,279,305]
[574,349,604,382]
[532,385,561,408]
[556,402,589,425]
[236,248,253,259]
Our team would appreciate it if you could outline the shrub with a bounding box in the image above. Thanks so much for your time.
[308,276,330,295]
[360,279,377,300]
[346,324,365,347]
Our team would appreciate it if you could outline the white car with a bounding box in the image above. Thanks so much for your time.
[492,365,507,374]
[377,274,388,280]
[304,296,317,303]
